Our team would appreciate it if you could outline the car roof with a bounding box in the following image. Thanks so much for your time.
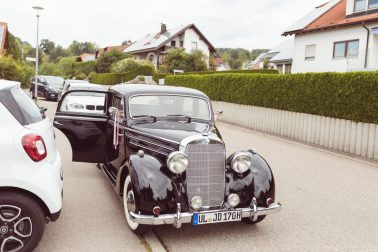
[69,83,104,90]
[65,79,89,83]
[0,80,20,90]
[110,84,209,100]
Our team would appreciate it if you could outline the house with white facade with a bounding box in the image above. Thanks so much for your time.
[124,24,217,67]
[283,0,378,73]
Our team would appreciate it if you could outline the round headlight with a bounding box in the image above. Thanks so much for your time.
[231,152,252,174]
[190,196,203,210]
[227,194,240,207]
[167,151,188,174]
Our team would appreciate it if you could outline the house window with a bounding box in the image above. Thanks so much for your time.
[305,44,316,61]
[171,41,176,48]
[354,0,367,12]
[191,42,197,51]
[369,0,378,9]
[333,40,359,58]
[180,41,184,47]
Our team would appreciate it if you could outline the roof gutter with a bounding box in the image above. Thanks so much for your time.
[362,23,370,69]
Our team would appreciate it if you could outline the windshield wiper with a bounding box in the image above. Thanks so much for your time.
[165,114,192,123]
[133,115,157,122]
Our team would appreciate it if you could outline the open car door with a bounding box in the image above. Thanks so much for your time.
[54,90,117,163]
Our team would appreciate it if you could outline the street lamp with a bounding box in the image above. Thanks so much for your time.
[32,6,44,103]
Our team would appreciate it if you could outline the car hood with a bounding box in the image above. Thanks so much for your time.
[130,121,214,143]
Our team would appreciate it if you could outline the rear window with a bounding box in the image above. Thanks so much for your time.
[0,86,43,125]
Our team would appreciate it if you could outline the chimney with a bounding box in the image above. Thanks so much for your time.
[161,23,167,34]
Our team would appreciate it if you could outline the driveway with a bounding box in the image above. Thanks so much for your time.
[36,99,378,252]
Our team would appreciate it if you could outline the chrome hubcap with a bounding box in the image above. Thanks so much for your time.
[126,190,136,213]
[0,205,32,252]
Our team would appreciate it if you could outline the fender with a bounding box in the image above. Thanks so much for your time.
[128,154,178,214]
[226,150,275,207]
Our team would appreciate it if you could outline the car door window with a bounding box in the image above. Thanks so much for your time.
[59,91,107,115]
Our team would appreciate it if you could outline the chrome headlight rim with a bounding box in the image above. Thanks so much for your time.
[167,151,188,174]
[230,152,252,174]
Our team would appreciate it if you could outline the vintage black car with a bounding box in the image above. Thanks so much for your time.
[54,84,281,234]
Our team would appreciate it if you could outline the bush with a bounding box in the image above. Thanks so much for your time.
[165,72,378,124]
[96,49,129,73]
[73,61,97,76]
[181,69,279,75]
[16,63,34,88]
[0,56,34,88]
[90,65,155,85]
[162,48,208,72]
[111,58,150,73]
[0,56,18,80]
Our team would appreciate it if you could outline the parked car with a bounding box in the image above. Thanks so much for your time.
[0,80,63,251]
[58,79,89,100]
[54,84,281,235]
[30,75,65,101]
[59,83,106,114]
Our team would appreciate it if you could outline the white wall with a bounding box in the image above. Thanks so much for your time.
[346,0,355,15]
[183,28,210,60]
[292,23,378,73]
[212,101,378,161]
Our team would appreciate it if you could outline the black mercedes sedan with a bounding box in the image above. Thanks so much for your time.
[53,84,281,234]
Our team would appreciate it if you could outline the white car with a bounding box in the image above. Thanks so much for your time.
[58,80,90,100]
[0,80,63,252]
[60,83,106,114]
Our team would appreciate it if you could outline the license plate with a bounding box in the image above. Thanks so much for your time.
[192,210,242,225]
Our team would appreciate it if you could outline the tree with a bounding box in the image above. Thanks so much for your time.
[162,48,208,72]
[121,40,133,46]
[6,33,22,61]
[0,56,18,80]
[39,62,61,76]
[49,45,68,63]
[111,58,151,73]
[57,56,76,77]
[40,39,55,54]
[68,41,97,55]
[96,49,129,73]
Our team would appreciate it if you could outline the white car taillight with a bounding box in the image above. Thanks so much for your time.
[22,134,47,162]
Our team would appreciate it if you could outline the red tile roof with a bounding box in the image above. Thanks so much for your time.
[285,0,378,35]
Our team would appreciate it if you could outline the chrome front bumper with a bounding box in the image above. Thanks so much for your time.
[129,198,281,228]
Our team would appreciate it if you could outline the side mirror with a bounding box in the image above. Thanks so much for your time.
[108,106,118,114]
[214,110,223,121]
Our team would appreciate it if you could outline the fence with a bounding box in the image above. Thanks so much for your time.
[212,101,378,161]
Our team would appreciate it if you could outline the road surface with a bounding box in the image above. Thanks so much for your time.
[36,99,378,252]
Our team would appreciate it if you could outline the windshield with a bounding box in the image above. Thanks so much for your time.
[41,76,64,88]
[129,95,211,120]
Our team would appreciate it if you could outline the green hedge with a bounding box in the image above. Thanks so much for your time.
[90,66,155,85]
[73,61,97,76]
[165,72,378,124]
[180,69,279,75]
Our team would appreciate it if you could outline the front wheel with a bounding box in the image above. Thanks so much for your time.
[123,175,150,235]
[0,191,46,252]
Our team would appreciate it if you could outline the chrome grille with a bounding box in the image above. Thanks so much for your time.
[186,143,225,207]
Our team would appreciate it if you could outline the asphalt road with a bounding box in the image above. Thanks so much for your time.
[36,99,378,252]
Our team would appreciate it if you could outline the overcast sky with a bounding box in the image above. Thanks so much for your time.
[1,0,326,50]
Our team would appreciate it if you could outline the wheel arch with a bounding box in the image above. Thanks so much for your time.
[0,186,51,220]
